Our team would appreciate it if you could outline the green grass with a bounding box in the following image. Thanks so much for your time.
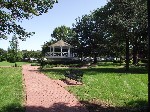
[68,69,147,106]
[41,64,148,110]
[0,67,25,112]
[0,61,29,66]
[41,68,67,79]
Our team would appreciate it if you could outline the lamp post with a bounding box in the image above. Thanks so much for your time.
[148,0,150,111]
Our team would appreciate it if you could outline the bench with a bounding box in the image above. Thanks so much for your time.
[64,69,83,82]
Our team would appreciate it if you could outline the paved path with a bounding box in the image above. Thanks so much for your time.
[22,65,88,112]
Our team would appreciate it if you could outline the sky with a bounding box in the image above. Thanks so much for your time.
[0,0,108,51]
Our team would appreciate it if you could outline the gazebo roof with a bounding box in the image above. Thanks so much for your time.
[50,40,72,47]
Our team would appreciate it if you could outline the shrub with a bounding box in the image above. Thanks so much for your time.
[31,63,40,66]
[113,60,123,63]
[141,59,148,63]
[41,60,83,66]
[43,64,55,68]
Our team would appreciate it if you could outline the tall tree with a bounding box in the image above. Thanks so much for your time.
[105,0,147,70]
[51,25,75,43]
[0,0,57,39]
[0,48,7,61]
[73,14,108,63]
[9,35,18,52]
[7,35,19,62]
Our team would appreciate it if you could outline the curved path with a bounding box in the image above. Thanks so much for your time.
[22,65,88,112]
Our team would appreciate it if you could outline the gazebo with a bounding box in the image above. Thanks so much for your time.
[45,40,74,59]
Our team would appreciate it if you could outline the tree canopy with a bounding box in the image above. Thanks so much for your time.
[0,0,57,39]
[51,25,75,42]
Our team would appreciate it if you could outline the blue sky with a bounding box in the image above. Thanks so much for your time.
[0,0,108,51]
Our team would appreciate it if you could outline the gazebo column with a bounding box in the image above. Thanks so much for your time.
[61,46,62,57]
[50,46,51,56]
[70,49,73,57]
[53,46,54,57]
[68,47,70,57]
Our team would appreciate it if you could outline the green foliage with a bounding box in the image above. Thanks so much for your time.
[51,25,76,42]
[73,14,107,61]
[31,63,40,66]
[106,0,147,68]
[22,50,41,61]
[7,35,20,63]
[41,40,54,56]
[113,60,123,63]
[42,64,56,68]
[0,0,57,39]
[140,59,148,63]
[42,60,82,65]
[0,68,24,112]
[7,50,16,63]
[0,48,7,62]
[70,0,147,68]
[64,69,83,82]
[16,51,23,62]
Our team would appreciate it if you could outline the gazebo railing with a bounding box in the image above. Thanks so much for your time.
[45,52,73,58]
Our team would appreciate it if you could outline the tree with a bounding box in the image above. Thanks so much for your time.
[73,11,109,63]
[41,40,54,56]
[7,35,19,62]
[73,15,94,60]
[51,25,76,42]
[0,48,7,61]
[85,0,147,68]
[99,0,147,70]
[22,50,41,62]
[0,0,57,39]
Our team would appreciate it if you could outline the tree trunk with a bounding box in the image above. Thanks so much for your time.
[126,36,129,71]
[119,55,122,66]
[93,53,98,64]
[132,43,138,65]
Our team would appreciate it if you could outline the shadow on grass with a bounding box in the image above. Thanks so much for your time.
[83,67,147,74]
[40,66,147,77]
[0,103,25,112]
[1,100,148,112]
[81,99,148,112]
[1,102,87,112]
[97,62,124,67]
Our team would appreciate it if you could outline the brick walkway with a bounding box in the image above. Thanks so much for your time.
[22,65,88,112]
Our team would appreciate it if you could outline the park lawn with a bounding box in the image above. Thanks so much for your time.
[0,67,25,112]
[42,65,148,109]
[0,61,29,66]
[41,68,67,79]
[68,68,148,106]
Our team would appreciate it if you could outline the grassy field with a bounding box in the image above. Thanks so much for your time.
[41,63,148,111]
[0,61,29,67]
[0,67,25,112]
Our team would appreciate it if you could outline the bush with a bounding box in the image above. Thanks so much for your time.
[113,60,123,63]
[31,63,40,66]
[141,59,148,63]
[41,60,82,66]
[43,64,55,68]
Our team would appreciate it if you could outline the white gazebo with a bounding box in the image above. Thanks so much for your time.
[45,40,74,59]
